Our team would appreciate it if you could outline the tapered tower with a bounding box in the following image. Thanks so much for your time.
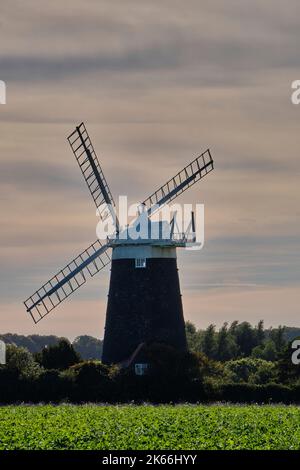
[102,229,187,364]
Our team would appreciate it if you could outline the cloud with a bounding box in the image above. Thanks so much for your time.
[1,0,299,88]
[0,47,181,83]
[0,160,80,191]
[0,0,299,336]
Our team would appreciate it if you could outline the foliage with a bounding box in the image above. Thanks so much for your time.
[185,322,202,352]
[0,323,298,360]
[223,358,277,385]
[202,324,216,358]
[186,321,290,361]
[72,336,103,360]
[0,405,300,450]
[0,322,299,404]
[5,344,42,379]
[0,333,103,358]
[0,334,62,353]
[35,339,81,370]
[213,383,296,404]
[69,361,116,402]
[252,340,277,361]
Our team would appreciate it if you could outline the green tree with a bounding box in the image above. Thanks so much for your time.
[235,322,257,357]
[255,320,265,345]
[73,335,103,360]
[185,322,202,353]
[36,339,81,370]
[251,344,265,359]
[228,320,239,336]
[217,324,239,361]
[5,344,42,379]
[224,358,276,384]
[249,361,277,385]
[216,323,229,361]
[202,324,216,359]
[262,340,277,361]
[270,326,286,353]
[252,340,277,361]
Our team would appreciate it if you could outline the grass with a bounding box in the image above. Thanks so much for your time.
[0,404,300,450]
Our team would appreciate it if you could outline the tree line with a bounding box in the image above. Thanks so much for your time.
[1,323,299,360]
[0,334,103,359]
[186,320,295,361]
[0,321,299,404]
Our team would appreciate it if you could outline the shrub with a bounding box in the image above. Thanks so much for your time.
[69,361,116,402]
[215,383,293,404]
[223,358,277,384]
[35,339,81,370]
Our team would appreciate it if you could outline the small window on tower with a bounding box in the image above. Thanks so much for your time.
[135,258,147,268]
[135,363,149,375]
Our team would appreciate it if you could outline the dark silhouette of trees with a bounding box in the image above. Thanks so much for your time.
[35,339,80,370]
[270,326,286,352]
[256,320,265,344]
[216,322,238,361]
[0,333,102,358]
[186,320,289,362]
[0,324,297,362]
[202,324,216,359]
[0,334,62,353]
[185,322,202,352]
[0,321,298,404]
[234,322,257,356]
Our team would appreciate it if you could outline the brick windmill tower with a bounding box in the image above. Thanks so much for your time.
[24,123,214,365]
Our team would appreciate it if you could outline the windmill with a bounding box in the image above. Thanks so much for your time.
[24,123,214,365]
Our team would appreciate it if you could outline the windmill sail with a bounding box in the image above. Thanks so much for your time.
[68,122,119,231]
[24,240,111,323]
[142,149,213,216]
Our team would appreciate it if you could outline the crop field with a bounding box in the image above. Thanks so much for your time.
[0,404,300,450]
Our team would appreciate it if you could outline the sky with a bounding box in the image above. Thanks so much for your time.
[0,0,299,340]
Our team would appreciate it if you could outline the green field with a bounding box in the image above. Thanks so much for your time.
[0,404,300,450]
